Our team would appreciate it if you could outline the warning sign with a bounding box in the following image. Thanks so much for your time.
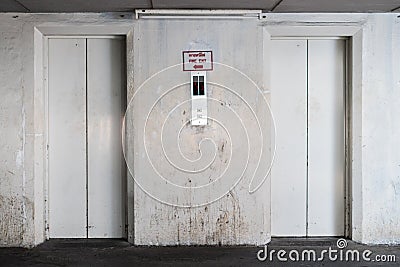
[182,51,213,71]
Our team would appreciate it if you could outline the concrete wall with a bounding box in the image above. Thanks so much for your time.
[129,18,271,245]
[360,14,400,244]
[0,14,29,246]
[0,12,399,247]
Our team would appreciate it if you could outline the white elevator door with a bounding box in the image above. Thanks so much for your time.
[271,39,345,236]
[48,38,126,238]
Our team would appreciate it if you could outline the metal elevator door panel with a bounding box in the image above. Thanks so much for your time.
[307,40,345,236]
[271,40,308,237]
[87,38,126,238]
[48,37,126,238]
[48,38,87,238]
[270,39,345,237]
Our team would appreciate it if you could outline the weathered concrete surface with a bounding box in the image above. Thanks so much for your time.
[358,15,400,245]
[129,18,271,246]
[0,238,399,266]
[0,13,135,247]
[0,12,400,247]
[0,15,29,247]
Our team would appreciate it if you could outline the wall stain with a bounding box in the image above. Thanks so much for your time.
[0,195,25,246]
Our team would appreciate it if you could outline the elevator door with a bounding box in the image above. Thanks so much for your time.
[271,39,345,236]
[48,37,126,238]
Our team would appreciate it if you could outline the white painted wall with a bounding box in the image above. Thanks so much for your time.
[0,12,399,247]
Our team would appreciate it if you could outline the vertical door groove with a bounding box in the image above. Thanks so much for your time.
[306,39,309,237]
[85,38,89,239]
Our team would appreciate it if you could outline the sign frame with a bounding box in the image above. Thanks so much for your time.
[182,50,214,72]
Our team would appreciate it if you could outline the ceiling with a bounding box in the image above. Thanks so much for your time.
[1,0,399,13]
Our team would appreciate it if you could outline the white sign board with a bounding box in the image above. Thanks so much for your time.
[182,51,213,71]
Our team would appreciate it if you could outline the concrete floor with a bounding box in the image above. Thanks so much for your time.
[0,238,399,266]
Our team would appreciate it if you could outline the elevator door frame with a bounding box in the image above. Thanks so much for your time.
[266,29,357,239]
[270,36,349,237]
[34,26,135,244]
[47,36,127,239]
[46,35,127,239]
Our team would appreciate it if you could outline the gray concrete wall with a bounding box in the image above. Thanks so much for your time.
[359,14,400,244]
[129,18,270,245]
[0,13,135,247]
[0,12,399,247]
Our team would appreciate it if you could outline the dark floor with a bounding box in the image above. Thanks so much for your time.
[0,238,399,266]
